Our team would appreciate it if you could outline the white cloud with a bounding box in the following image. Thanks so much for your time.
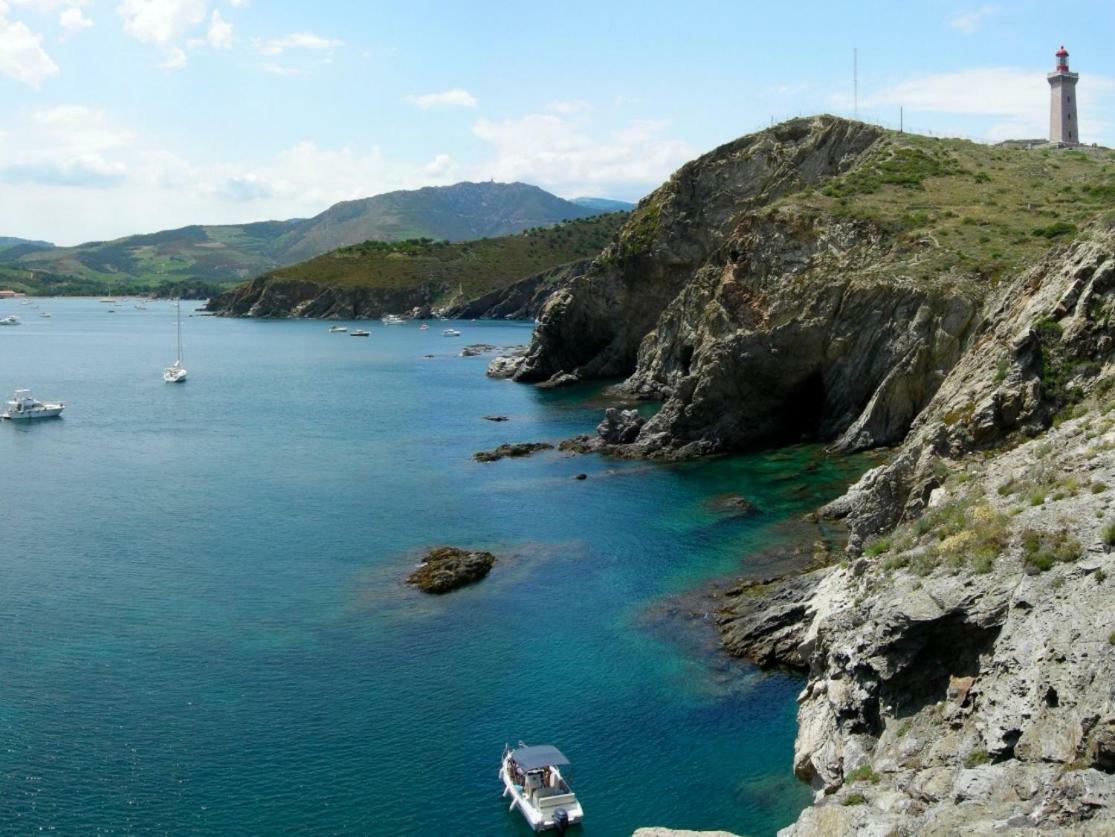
[58,6,92,38]
[253,31,340,56]
[0,101,689,245]
[0,105,131,190]
[425,153,456,177]
[949,5,999,36]
[405,88,478,109]
[0,8,59,87]
[261,62,305,77]
[160,45,187,69]
[470,112,693,197]
[116,0,206,46]
[546,99,589,115]
[187,8,230,49]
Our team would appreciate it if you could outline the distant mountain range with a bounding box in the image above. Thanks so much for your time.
[0,182,635,296]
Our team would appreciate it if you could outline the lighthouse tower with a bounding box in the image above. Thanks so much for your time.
[1048,46,1080,146]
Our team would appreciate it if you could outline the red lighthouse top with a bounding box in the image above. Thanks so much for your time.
[1056,46,1070,72]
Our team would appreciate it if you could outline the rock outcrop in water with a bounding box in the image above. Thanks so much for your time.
[473,442,554,462]
[406,546,496,593]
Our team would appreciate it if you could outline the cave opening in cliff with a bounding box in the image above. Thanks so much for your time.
[679,345,694,377]
[882,613,1002,718]
[773,371,828,443]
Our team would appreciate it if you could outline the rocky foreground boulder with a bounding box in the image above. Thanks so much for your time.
[406,546,495,594]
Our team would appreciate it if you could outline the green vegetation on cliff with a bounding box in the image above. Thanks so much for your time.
[263,212,627,301]
[783,131,1115,283]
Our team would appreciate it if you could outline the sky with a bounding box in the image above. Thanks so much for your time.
[1,0,1113,246]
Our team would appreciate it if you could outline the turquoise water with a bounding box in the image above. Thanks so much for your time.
[0,299,865,835]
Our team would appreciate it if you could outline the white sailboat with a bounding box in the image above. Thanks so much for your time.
[163,299,188,383]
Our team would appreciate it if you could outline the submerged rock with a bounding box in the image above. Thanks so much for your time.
[706,493,761,517]
[473,442,554,462]
[406,546,495,594]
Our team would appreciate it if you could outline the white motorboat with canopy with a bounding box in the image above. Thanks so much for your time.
[500,743,583,832]
[3,389,64,420]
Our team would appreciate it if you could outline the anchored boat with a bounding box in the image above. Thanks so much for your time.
[500,744,584,833]
[163,299,188,383]
[3,389,64,420]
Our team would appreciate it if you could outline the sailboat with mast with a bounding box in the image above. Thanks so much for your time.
[163,299,188,383]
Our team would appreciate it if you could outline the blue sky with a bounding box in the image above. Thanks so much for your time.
[1,0,1112,244]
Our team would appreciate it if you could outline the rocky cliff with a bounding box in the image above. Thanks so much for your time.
[514,117,1115,834]
[443,258,592,320]
[712,222,1115,835]
[206,275,441,319]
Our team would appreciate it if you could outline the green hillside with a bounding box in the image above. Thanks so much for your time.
[0,182,614,296]
[266,212,627,300]
[772,131,1115,285]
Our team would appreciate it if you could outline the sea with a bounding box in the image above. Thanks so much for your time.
[0,298,869,836]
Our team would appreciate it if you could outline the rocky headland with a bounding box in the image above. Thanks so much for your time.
[498,116,1115,833]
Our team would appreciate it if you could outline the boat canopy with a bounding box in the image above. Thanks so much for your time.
[510,745,570,772]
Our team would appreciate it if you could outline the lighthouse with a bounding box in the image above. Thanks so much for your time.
[1048,46,1080,146]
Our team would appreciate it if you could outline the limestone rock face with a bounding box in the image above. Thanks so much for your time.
[827,226,1115,548]
[720,407,1115,835]
[487,353,528,379]
[596,408,645,444]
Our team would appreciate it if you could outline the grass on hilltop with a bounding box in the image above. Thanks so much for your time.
[778,130,1115,285]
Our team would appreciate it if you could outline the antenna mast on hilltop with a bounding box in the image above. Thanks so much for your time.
[853,48,859,119]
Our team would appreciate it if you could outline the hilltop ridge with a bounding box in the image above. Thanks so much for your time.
[0,181,617,296]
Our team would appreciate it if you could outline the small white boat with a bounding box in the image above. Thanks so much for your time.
[99,297,117,304]
[0,315,20,326]
[39,312,51,318]
[381,314,406,325]
[2,389,64,420]
[419,323,430,331]
[328,325,348,333]
[350,329,370,337]
[134,303,147,311]
[442,328,461,337]
[164,299,188,383]
[500,744,584,833]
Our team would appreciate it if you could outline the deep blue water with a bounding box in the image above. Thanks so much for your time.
[0,299,866,835]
